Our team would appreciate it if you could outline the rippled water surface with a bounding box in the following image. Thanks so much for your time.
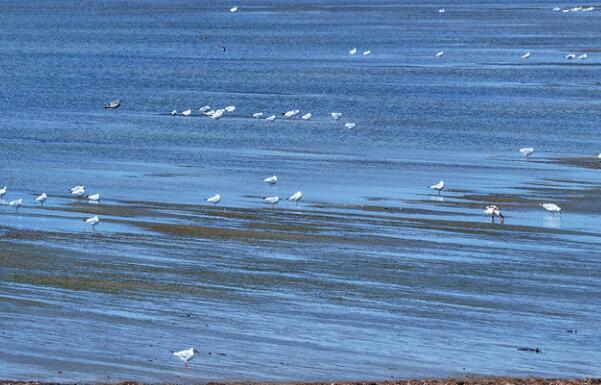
[1,0,601,382]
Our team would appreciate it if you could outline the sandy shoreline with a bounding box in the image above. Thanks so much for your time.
[1,378,600,385]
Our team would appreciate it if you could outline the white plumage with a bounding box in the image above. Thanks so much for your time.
[211,109,225,120]
[435,51,444,58]
[173,347,199,368]
[565,53,577,60]
[263,175,278,185]
[540,203,561,214]
[349,48,357,55]
[519,147,534,158]
[88,193,101,202]
[288,191,302,205]
[9,198,22,211]
[430,180,445,194]
[35,193,47,206]
[330,112,342,120]
[224,105,236,112]
[198,105,211,113]
[265,115,276,121]
[0,186,7,199]
[521,52,531,59]
[264,196,280,207]
[70,185,86,197]
[362,50,371,56]
[229,6,238,13]
[207,194,221,204]
[181,109,192,116]
[301,113,312,120]
[85,215,99,230]
[252,112,264,118]
[283,109,300,118]
[344,122,356,129]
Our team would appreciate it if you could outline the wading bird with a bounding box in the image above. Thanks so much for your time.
[85,215,99,231]
[540,203,561,215]
[35,193,47,206]
[263,175,278,185]
[207,194,221,204]
[9,198,22,212]
[484,205,504,222]
[519,147,534,158]
[173,347,199,368]
[264,196,280,208]
[430,180,445,195]
[288,191,302,205]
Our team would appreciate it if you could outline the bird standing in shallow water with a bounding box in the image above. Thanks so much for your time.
[35,193,47,206]
[430,180,445,195]
[264,196,280,208]
[288,191,302,206]
[540,203,561,215]
[9,198,22,212]
[85,215,99,231]
[173,347,199,368]
[484,205,504,223]
[519,147,534,158]
[263,175,278,185]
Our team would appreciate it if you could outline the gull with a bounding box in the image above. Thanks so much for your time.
[35,193,47,207]
[0,186,6,199]
[519,147,534,158]
[330,112,342,120]
[203,109,215,116]
[9,198,22,212]
[566,53,577,60]
[88,193,101,202]
[230,6,238,13]
[344,122,356,129]
[70,185,86,198]
[264,196,280,208]
[438,8,446,13]
[571,6,582,11]
[301,113,312,120]
[288,191,302,206]
[435,51,444,58]
[211,109,225,120]
[484,205,504,222]
[105,99,121,109]
[583,6,594,11]
[265,115,276,121]
[349,48,357,55]
[363,50,371,56]
[540,203,561,215]
[207,194,221,204]
[521,52,531,59]
[85,215,99,230]
[170,110,178,116]
[562,9,570,12]
[283,109,300,118]
[578,53,588,60]
[173,347,199,368]
[224,105,236,112]
[252,112,264,118]
[263,175,278,185]
[198,105,211,113]
[429,180,445,195]
[552,7,561,12]
[181,109,192,116]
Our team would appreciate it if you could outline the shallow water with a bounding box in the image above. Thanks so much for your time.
[1,0,601,382]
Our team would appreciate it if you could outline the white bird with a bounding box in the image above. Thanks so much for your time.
[170,110,178,116]
[252,112,264,118]
[70,185,86,197]
[265,115,276,121]
[578,53,588,60]
[301,113,312,120]
[264,196,280,208]
[181,109,192,116]
[207,194,221,204]
[88,193,101,202]
[484,205,504,222]
[85,215,99,230]
[198,105,211,113]
[288,191,302,205]
[571,6,582,11]
[597,153,601,158]
[552,6,561,11]
[173,347,199,368]
[540,203,561,215]
[430,180,445,195]
[435,51,444,58]
[521,52,531,59]
[344,122,356,129]
[35,193,47,206]
[203,109,215,116]
[519,147,534,158]
[349,48,357,55]
[229,6,238,13]
[263,175,278,185]
[224,105,236,112]
[283,109,300,119]
[0,186,6,199]
[9,198,22,211]
[211,109,225,120]
[330,112,342,120]
[566,53,577,60]
[438,8,446,13]
[363,50,371,56]
[583,6,594,11]
[562,9,570,12]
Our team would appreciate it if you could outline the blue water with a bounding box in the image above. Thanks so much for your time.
[1,0,601,382]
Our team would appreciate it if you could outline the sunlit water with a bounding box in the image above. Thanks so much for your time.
[1,0,601,382]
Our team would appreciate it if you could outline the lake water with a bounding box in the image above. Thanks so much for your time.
[1,0,601,382]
